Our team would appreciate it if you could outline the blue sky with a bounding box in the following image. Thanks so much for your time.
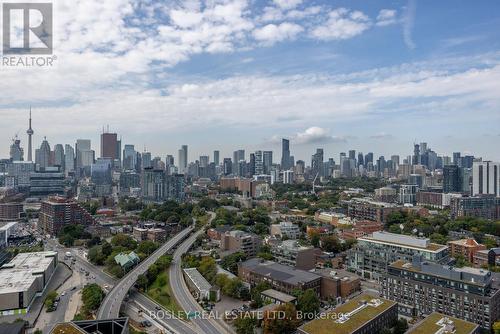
[1,0,499,163]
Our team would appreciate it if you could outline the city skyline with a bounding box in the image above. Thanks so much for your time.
[0,1,499,160]
[3,111,497,165]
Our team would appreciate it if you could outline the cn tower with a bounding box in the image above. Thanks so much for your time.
[27,107,34,161]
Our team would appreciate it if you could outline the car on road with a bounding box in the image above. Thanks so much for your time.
[155,306,161,311]
[140,320,152,327]
[61,292,66,296]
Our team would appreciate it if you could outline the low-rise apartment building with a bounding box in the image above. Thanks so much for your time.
[316,268,361,301]
[448,238,486,263]
[381,255,500,330]
[238,258,321,295]
[474,248,500,267]
[347,231,449,280]
[221,230,261,257]
[271,240,320,270]
[450,195,500,220]
[270,221,301,239]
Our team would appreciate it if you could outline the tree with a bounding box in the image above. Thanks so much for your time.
[493,321,500,334]
[45,290,58,309]
[86,236,101,248]
[136,274,149,291]
[234,315,258,334]
[297,289,320,315]
[310,233,320,248]
[87,245,106,265]
[484,237,498,249]
[101,241,112,256]
[455,254,470,268]
[198,257,217,282]
[156,255,173,270]
[253,223,269,235]
[111,234,137,249]
[34,330,43,334]
[81,284,105,315]
[59,234,75,247]
[263,303,300,334]
[251,282,271,308]
[430,233,447,245]
[220,252,246,274]
[147,263,159,282]
[137,240,159,256]
[321,235,342,253]
[257,251,273,260]
[394,318,408,334]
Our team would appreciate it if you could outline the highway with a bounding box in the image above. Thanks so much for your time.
[169,213,235,334]
[69,245,198,334]
[98,226,194,320]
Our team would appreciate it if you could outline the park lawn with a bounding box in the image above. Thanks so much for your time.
[146,270,185,319]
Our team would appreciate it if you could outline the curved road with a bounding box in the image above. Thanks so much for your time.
[69,244,197,334]
[169,213,235,334]
[98,226,194,320]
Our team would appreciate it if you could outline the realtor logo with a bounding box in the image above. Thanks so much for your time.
[2,3,53,54]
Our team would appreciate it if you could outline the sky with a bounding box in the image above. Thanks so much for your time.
[0,0,500,164]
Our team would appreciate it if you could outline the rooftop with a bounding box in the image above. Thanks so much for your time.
[0,251,57,294]
[360,231,447,252]
[51,318,129,334]
[114,251,139,267]
[261,289,296,303]
[0,322,26,334]
[407,312,479,334]
[391,258,492,287]
[300,294,396,334]
[274,239,313,251]
[51,323,86,334]
[448,238,484,248]
[240,258,320,285]
[184,268,212,291]
[350,197,398,207]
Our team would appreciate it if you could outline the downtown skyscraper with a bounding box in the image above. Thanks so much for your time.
[178,145,188,174]
[281,138,291,170]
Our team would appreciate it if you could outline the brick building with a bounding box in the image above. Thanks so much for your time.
[448,238,486,263]
[38,197,95,235]
[238,258,321,295]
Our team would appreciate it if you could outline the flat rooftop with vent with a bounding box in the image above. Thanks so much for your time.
[407,312,479,334]
[297,294,397,334]
[0,251,58,314]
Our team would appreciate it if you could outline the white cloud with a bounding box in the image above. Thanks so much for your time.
[403,0,417,49]
[310,8,371,41]
[376,9,398,27]
[294,127,346,144]
[273,0,303,10]
[253,22,303,45]
[370,132,394,139]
